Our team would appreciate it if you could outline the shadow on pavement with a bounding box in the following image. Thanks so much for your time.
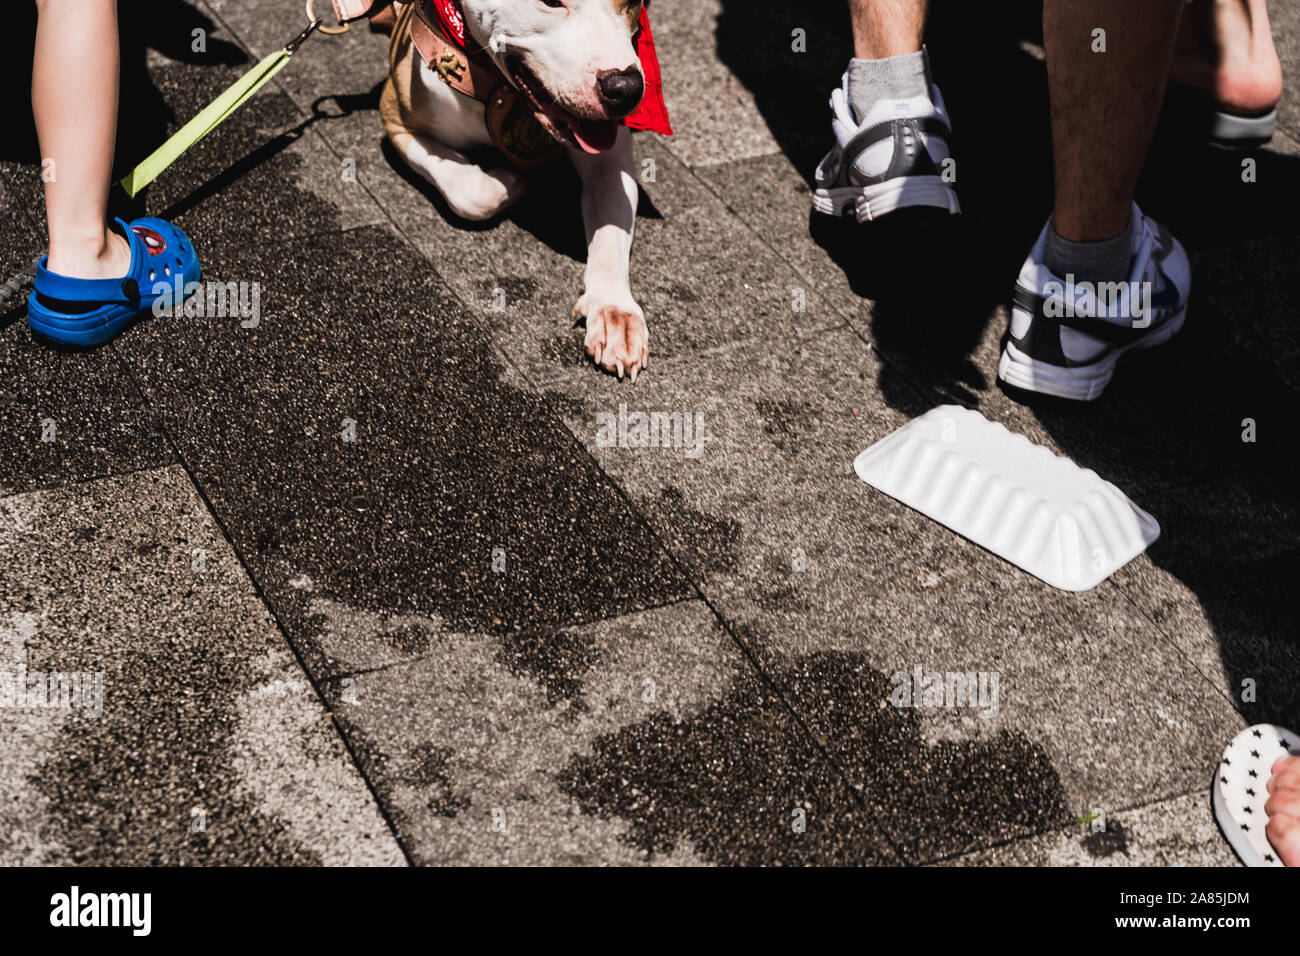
[560,650,1070,863]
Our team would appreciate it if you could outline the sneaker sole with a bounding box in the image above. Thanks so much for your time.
[997,306,1187,402]
[812,176,960,222]
[1209,107,1276,146]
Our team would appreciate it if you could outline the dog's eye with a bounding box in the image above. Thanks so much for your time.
[538,0,564,8]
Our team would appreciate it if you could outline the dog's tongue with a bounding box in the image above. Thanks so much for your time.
[571,118,619,154]
[534,98,618,154]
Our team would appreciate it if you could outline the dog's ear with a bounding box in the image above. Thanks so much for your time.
[611,0,645,31]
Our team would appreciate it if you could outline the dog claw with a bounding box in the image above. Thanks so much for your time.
[579,300,647,382]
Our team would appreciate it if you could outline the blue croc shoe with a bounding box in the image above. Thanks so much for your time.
[27,217,201,347]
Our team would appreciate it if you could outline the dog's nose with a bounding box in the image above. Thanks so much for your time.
[596,67,644,116]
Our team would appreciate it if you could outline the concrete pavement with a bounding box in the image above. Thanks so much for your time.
[1,0,1296,865]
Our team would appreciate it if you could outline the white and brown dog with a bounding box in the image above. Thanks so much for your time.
[333,0,669,381]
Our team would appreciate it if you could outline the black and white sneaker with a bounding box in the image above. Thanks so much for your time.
[812,69,960,222]
[997,204,1191,401]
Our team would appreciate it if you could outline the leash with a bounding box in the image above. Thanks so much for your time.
[120,17,325,197]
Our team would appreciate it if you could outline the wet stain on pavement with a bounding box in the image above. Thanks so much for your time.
[1081,819,1130,858]
[497,625,600,710]
[561,651,1070,863]
[539,390,589,424]
[482,276,540,304]
[410,744,471,817]
[652,486,742,576]
[31,640,315,865]
[386,620,437,656]
[784,653,1070,859]
[755,398,821,455]
[14,26,690,669]
[9,475,323,865]
[0,194,174,494]
[544,332,585,366]
[558,686,886,865]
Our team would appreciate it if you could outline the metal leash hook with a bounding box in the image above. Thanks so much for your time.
[306,0,351,36]
[287,18,321,53]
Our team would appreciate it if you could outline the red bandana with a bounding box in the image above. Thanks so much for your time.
[429,0,672,136]
[430,0,468,41]
[627,7,672,135]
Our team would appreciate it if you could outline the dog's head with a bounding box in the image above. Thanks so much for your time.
[462,0,646,153]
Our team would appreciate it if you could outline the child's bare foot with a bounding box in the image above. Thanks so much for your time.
[47,224,132,280]
[1171,0,1283,115]
[1266,755,1300,866]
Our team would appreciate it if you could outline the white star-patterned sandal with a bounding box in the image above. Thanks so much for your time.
[1212,724,1299,866]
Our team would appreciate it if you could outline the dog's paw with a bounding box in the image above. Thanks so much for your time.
[446,166,525,221]
[574,292,648,382]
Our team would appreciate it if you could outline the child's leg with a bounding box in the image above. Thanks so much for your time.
[32,0,130,280]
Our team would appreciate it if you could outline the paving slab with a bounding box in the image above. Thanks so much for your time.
[944,791,1240,866]
[321,600,895,865]
[647,0,836,169]
[201,0,393,110]
[0,177,175,497]
[541,326,1246,861]
[0,465,403,865]
[275,115,844,384]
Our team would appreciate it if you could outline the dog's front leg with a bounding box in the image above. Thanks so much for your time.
[570,127,647,381]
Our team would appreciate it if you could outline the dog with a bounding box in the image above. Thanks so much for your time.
[367,0,668,381]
